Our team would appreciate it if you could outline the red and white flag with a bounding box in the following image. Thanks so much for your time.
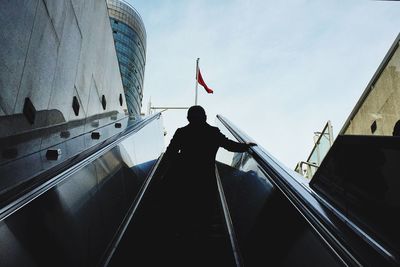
[197,68,213,94]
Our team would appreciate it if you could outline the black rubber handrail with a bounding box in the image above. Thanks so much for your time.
[216,114,400,267]
[0,113,163,221]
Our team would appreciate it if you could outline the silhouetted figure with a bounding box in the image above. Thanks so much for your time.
[162,105,255,237]
[393,120,400,136]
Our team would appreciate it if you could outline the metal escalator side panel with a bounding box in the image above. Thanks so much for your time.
[101,153,165,267]
[310,134,400,259]
[0,113,165,267]
[0,113,163,221]
[215,164,243,267]
[215,115,384,266]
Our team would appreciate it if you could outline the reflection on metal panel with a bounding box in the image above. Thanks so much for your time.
[215,117,342,267]
[311,134,400,253]
[119,115,164,167]
[0,116,128,200]
[55,163,98,213]
[0,115,164,266]
[216,119,275,240]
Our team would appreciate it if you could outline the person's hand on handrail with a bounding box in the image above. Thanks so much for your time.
[246,142,257,150]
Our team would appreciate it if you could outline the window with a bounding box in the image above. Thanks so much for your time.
[371,120,377,134]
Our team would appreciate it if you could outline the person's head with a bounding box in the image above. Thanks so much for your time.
[187,105,207,124]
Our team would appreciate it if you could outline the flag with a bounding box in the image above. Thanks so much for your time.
[197,69,214,94]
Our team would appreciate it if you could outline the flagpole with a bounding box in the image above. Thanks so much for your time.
[195,58,199,105]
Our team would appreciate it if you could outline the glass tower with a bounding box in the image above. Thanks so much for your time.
[107,0,146,117]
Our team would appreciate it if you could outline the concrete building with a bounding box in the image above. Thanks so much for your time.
[0,0,132,192]
[296,33,400,178]
[0,0,127,149]
[340,33,400,136]
[107,0,147,118]
[0,1,163,265]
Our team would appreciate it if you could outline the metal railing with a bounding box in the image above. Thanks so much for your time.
[0,112,162,221]
[295,120,334,178]
[216,114,399,266]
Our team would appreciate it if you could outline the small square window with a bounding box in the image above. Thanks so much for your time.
[371,120,377,134]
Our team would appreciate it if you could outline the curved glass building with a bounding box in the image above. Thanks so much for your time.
[107,0,146,117]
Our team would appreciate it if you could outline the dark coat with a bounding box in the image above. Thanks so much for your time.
[165,122,249,176]
[161,122,249,227]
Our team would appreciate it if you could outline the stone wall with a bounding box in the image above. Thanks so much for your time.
[0,0,127,138]
[341,34,400,136]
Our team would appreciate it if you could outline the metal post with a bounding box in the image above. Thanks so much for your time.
[147,97,152,115]
[195,58,199,105]
[327,120,334,146]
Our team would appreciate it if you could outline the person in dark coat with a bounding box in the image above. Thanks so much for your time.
[162,105,256,236]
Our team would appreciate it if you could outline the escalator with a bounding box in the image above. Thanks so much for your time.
[107,159,237,267]
[214,115,400,267]
[103,115,400,266]
[0,113,398,266]
[0,113,165,267]
[104,115,344,267]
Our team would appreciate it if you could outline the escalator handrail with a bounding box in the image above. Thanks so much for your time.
[0,112,163,222]
[216,114,399,266]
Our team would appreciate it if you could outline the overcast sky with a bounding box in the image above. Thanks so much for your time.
[128,0,400,169]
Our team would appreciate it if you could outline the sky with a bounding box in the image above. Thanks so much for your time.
[128,0,400,169]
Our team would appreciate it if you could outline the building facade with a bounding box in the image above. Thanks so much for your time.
[340,33,400,136]
[296,33,400,179]
[107,0,146,118]
[0,0,126,152]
